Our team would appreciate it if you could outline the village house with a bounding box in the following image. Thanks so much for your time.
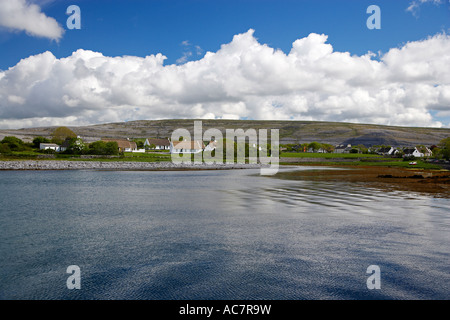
[403,147,424,158]
[334,144,352,153]
[377,146,399,156]
[144,138,170,150]
[417,146,433,157]
[102,138,138,152]
[170,140,205,154]
[39,143,60,152]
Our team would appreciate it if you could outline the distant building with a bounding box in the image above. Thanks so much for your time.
[39,143,60,152]
[377,146,399,156]
[102,138,137,152]
[334,144,352,153]
[144,138,170,150]
[170,140,205,154]
[416,146,433,157]
[403,147,424,158]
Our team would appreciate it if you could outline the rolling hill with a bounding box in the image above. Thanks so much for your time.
[0,119,449,147]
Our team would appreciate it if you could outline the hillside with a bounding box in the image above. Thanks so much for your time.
[0,119,449,147]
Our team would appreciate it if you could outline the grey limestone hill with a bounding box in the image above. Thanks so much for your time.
[1,119,449,147]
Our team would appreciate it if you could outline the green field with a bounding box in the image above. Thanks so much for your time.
[280,152,382,158]
[280,159,441,170]
[0,151,172,162]
[81,152,171,162]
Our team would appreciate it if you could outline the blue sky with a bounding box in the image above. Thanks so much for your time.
[0,0,449,128]
[1,0,448,69]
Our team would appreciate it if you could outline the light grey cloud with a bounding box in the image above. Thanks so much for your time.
[0,29,449,129]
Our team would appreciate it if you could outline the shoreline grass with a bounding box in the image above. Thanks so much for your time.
[280,160,443,170]
[280,152,382,158]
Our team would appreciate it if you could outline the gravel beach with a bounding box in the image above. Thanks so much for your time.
[0,160,264,171]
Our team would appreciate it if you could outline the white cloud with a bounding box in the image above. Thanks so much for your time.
[0,29,450,129]
[0,0,64,41]
[406,0,445,16]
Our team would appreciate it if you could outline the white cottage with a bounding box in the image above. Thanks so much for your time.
[39,143,60,152]
[170,140,205,154]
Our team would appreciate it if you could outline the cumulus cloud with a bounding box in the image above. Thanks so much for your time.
[0,0,64,41]
[1,29,450,129]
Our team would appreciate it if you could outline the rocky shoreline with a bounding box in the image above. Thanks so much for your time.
[0,160,264,171]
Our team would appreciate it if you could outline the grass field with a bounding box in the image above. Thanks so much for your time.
[280,159,442,170]
[280,152,382,158]
[0,150,444,170]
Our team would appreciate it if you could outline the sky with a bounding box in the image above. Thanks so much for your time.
[0,0,449,129]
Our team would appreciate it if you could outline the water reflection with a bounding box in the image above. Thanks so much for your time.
[0,168,449,299]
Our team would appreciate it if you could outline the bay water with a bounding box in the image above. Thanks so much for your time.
[0,167,449,299]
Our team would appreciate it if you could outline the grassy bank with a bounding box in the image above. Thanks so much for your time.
[279,152,444,170]
[0,151,172,162]
[272,165,450,197]
[280,159,442,170]
[280,152,382,159]
[1,150,445,170]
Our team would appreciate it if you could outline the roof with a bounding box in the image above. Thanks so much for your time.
[172,140,205,150]
[378,147,391,153]
[146,138,170,146]
[403,148,417,154]
[40,143,59,147]
[102,139,137,150]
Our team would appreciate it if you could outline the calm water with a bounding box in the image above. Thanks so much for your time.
[0,167,449,300]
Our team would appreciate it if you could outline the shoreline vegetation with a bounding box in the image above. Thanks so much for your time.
[1,153,449,198]
[271,165,450,198]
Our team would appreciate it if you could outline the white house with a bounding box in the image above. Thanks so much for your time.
[144,138,170,150]
[388,147,400,155]
[170,140,205,154]
[102,138,138,152]
[417,146,433,157]
[377,146,399,155]
[403,147,424,158]
[39,143,60,152]
[334,144,352,153]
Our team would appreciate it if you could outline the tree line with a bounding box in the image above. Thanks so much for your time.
[0,127,119,156]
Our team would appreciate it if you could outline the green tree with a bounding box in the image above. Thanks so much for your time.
[104,142,119,155]
[62,137,86,154]
[308,141,322,152]
[87,141,119,155]
[355,144,368,154]
[135,140,144,148]
[0,143,11,153]
[51,127,77,145]
[32,136,50,149]
[438,137,450,160]
[1,136,25,151]
[321,143,335,153]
